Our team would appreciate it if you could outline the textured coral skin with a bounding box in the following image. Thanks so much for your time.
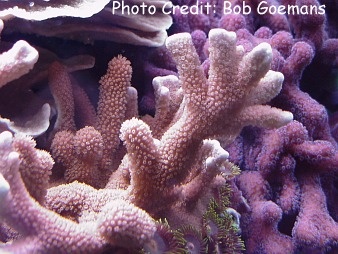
[1,25,290,252]
[0,0,338,253]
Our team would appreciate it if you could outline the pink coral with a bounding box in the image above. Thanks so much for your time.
[97,55,134,169]
[119,29,292,215]
[48,61,76,132]
[0,20,38,88]
[0,1,336,252]
[51,127,104,186]
[0,27,292,253]
[49,56,137,187]
[0,131,156,253]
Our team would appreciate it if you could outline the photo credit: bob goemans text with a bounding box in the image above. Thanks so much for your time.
[111,0,326,16]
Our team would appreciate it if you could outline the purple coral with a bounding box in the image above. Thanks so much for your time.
[0,0,337,253]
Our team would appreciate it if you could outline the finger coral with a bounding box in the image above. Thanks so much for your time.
[156,1,338,252]
[49,55,136,187]
[121,28,292,214]
[1,0,337,253]
[0,0,338,254]
[0,27,291,253]
[0,131,157,253]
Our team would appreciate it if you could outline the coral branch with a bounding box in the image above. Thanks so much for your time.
[0,131,156,253]
[97,55,133,169]
[0,38,38,88]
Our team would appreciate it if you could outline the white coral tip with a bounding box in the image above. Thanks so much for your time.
[153,75,179,90]
[249,42,273,71]
[270,71,284,83]
[236,45,245,55]
[8,151,20,164]
[159,86,169,97]
[281,111,294,124]
[127,87,137,97]
[209,28,237,43]
[0,131,13,148]
[12,40,39,64]
[152,77,170,96]
[0,19,3,33]
[165,32,191,48]
[154,138,161,147]
[254,42,272,56]
[0,174,10,202]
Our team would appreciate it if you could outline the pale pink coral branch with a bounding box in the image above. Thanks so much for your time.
[0,27,293,253]
[49,55,137,188]
[48,62,76,132]
[51,127,104,187]
[12,133,53,203]
[97,55,133,170]
[0,19,38,88]
[119,28,293,214]
[0,131,156,253]
[0,39,38,88]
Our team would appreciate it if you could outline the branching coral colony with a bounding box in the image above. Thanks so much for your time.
[0,28,293,253]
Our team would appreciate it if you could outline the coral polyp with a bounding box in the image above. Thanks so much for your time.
[0,0,337,253]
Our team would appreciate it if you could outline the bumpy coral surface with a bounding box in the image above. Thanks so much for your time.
[0,25,290,253]
[0,0,337,253]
